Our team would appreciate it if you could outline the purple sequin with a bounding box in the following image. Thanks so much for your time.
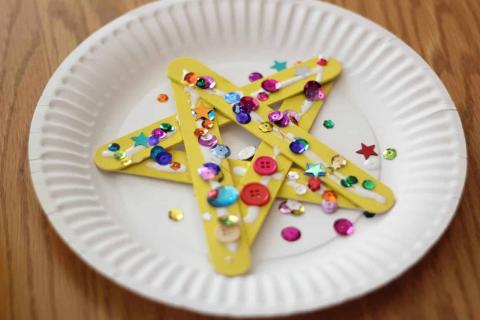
[281,226,301,242]
[261,78,281,93]
[268,110,283,122]
[198,134,218,148]
[304,80,325,101]
[248,72,263,82]
[236,111,251,124]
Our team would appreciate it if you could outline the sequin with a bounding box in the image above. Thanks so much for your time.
[258,121,273,133]
[321,200,338,214]
[160,123,175,132]
[271,60,287,71]
[341,176,358,188]
[170,161,181,170]
[275,116,290,127]
[151,128,167,139]
[198,166,217,181]
[383,148,397,160]
[248,72,263,82]
[236,111,251,124]
[196,76,216,89]
[211,144,231,159]
[322,190,337,201]
[331,155,347,170]
[183,72,198,85]
[323,119,335,129]
[204,162,221,175]
[363,211,375,218]
[108,143,120,152]
[362,179,375,190]
[239,96,259,111]
[224,92,241,104]
[356,143,378,160]
[303,80,325,101]
[279,201,293,214]
[237,146,256,160]
[207,185,239,207]
[284,110,300,125]
[268,110,283,122]
[261,79,281,93]
[194,127,208,137]
[215,224,240,243]
[278,200,305,216]
[155,151,173,165]
[289,138,309,154]
[114,150,127,160]
[198,133,218,148]
[232,104,242,114]
[294,184,308,195]
[168,208,184,221]
[287,171,299,180]
[281,226,301,242]
[202,119,214,129]
[304,163,326,177]
[257,92,269,101]
[308,177,321,191]
[148,135,159,146]
[150,146,165,159]
[218,215,239,226]
[334,218,354,236]
[157,93,169,102]
[317,57,328,66]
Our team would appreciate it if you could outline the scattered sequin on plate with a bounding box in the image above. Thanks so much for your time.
[383,148,397,160]
[334,218,354,236]
[363,211,375,218]
[323,119,335,129]
[168,208,184,221]
[281,226,301,241]
[248,72,263,82]
[157,94,168,103]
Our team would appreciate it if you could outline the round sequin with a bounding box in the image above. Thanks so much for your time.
[281,226,301,242]
[383,148,397,160]
[236,111,251,124]
[323,119,335,129]
[284,110,300,125]
[157,94,169,102]
[202,119,214,129]
[248,72,263,82]
[321,200,338,214]
[322,190,337,201]
[218,215,239,226]
[198,133,218,148]
[317,57,328,66]
[303,80,325,101]
[194,127,208,137]
[168,208,184,221]
[268,111,283,122]
[261,78,281,93]
[237,146,256,160]
[334,218,355,236]
[208,185,239,207]
[170,162,181,170]
[240,182,270,206]
[275,116,290,127]
[198,165,217,181]
[289,138,309,154]
[341,176,358,187]
[279,201,292,214]
[307,177,321,191]
[363,211,376,218]
[211,144,231,159]
[160,123,174,132]
[253,156,278,176]
[331,155,347,170]
[239,96,259,111]
[148,135,159,146]
[257,91,269,101]
[204,162,221,175]
[151,128,167,138]
[150,146,165,159]
[183,72,198,85]
[279,200,305,216]
[362,179,375,190]
[215,224,241,243]
[258,121,273,133]
[108,143,120,152]
[287,171,299,180]
[114,150,127,160]
[224,92,241,104]
[294,184,308,195]
[196,76,215,89]
[155,151,172,165]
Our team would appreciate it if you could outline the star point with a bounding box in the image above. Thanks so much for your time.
[304,163,327,177]
[131,132,149,147]
[192,101,214,120]
[270,60,287,71]
[356,143,378,160]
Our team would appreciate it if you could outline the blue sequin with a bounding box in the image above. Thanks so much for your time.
[150,146,165,160]
[236,111,251,124]
[224,92,241,104]
[207,185,239,207]
[108,143,120,152]
[211,144,231,159]
[155,151,172,165]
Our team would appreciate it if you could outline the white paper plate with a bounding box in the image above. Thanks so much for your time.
[29,0,467,317]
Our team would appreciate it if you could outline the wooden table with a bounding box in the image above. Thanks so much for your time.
[1,0,479,319]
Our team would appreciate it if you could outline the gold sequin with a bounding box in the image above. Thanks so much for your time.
[258,121,273,133]
[168,208,184,221]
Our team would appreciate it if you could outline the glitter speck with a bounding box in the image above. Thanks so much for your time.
[168,208,184,221]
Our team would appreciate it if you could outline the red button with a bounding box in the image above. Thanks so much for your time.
[240,183,270,206]
[253,156,278,176]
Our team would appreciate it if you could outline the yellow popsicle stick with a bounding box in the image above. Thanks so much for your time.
[237,82,334,243]
[167,58,395,213]
[94,56,342,171]
[118,150,358,209]
[172,81,251,276]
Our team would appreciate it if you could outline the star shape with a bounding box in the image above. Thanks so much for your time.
[356,143,378,160]
[270,60,287,71]
[192,101,213,120]
[131,132,149,147]
[295,66,311,77]
[304,163,327,177]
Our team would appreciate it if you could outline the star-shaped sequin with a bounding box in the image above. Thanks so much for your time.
[192,102,213,120]
[131,132,149,147]
[304,163,327,177]
[270,60,287,71]
[295,66,311,77]
[356,143,378,160]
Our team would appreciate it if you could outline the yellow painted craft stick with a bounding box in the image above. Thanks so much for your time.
[237,82,334,243]
[172,81,251,276]
[167,58,395,213]
[94,56,342,171]
[120,148,358,210]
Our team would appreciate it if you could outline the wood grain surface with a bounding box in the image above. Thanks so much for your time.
[1,0,479,319]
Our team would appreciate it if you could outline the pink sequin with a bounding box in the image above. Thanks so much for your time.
[281,226,301,241]
[257,91,269,101]
[261,78,281,93]
[334,218,355,236]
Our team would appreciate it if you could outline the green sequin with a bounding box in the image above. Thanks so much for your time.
[196,78,206,88]
[341,179,352,188]
[218,215,239,226]
[114,150,126,160]
[323,119,335,129]
[383,148,397,160]
[159,123,175,132]
[362,179,375,190]
[346,176,358,185]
